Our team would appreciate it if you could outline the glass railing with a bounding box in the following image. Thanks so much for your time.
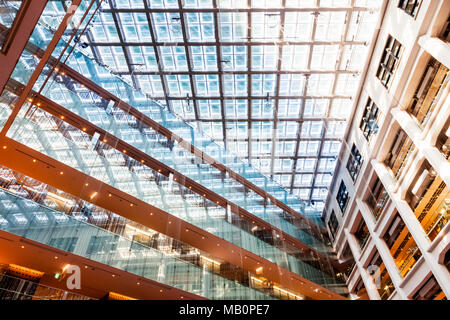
[408,58,450,127]
[0,188,273,300]
[0,88,14,131]
[397,245,422,278]
[374,262,395,300]
[0,273,93,300]
[3,100,342,291]
[385,130,415,181]
[0,164,304,300]
[427,195,449,242]
[411,176,449,243]
[15,10,324,227]
[366,189,389,221]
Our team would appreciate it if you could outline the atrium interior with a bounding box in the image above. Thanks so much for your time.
[0,0,448,300]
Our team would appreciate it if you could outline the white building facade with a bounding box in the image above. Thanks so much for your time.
[323,0,450,300]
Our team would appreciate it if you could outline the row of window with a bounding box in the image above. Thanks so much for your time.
[326,0,417,238]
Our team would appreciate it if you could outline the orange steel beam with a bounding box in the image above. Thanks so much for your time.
[0,136,346,300]
[5,77,342,274]
[36,0,98,97]
[0,230,204,300]
[0,0,48,93]
[0,0,82,137]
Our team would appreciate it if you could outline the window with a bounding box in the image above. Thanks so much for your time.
[346,144,363,181]
[336,181,349,213]
[398,0,421,17]
[359,98,379,140]
[376,35,402,88]
[407,58,449,126]
[366,176,389,220]
[328,210,339,240]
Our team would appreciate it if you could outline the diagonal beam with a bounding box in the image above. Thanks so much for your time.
[0,0,82,137]
[142,0,170,107]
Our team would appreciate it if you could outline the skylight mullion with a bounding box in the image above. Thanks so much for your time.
[308,2,354,205]
[88,40,368,46]
[289,1,318,193]
[212,0,227,149]
[107,0,139,89]
[127,94,353,101]
[177,0,200,122]
[247,0,252,163]
[269,1,285,179]
[142,0,170,108]
[113,69,358,76]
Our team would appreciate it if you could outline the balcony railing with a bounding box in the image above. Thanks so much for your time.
[367,190,389,221]
[424,191,450,242]
[412,176,449,242]
[397,246,422,277]
[408,59,449,127]
[377,266,395,300]
[392,142,415,181]
[0,273,93,300]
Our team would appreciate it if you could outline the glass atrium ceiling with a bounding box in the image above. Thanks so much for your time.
[8,0,382,212]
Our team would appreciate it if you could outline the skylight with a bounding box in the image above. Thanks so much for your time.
[64,0,381,210]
